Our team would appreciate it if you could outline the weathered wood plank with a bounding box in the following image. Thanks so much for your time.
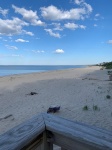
[43,113,112,139]
[0,114,45,150]
[0,113,112,150]
[22,133,43,150]
[43,113,112,150]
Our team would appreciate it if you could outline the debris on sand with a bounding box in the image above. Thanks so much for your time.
[47,106,60,113]
[26,92,38,96]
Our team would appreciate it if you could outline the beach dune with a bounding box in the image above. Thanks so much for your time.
[0,66,112,135]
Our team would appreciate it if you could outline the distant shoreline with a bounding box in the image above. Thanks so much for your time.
[0,65,87,77]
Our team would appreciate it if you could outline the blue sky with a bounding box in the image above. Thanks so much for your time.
[0,0,112,65]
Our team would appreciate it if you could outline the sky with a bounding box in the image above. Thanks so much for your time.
[0,0,112,65]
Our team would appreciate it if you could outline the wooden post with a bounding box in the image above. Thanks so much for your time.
[42,131,53,150]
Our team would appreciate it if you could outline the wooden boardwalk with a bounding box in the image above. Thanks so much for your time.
[0,113,112,150]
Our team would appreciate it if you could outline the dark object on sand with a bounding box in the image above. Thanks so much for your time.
[27,92,38,96]
[30,92,37,95]
[47,106,60,113]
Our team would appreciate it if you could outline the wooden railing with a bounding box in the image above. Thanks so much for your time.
[0,113,112,150]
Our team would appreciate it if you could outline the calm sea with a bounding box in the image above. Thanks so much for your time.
[0,65,86,76]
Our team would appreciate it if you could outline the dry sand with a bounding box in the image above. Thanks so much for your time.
[0,66,112,135]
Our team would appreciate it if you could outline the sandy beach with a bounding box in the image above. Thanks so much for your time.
[0,66,112,135]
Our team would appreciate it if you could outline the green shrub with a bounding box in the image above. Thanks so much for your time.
[102,62,112,69]
[93,105,100,111]
[83,105,89,110]
[106,95,111,99]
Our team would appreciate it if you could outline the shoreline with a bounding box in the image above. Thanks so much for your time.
[0,65,86,77]
[0,66,112,135]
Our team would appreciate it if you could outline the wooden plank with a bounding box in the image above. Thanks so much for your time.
[43,113,112,150]
[50,132,103,150]
[43,113,112,138]
[22,133,43,150]
[0,113,112,150]
[0,114,45,150]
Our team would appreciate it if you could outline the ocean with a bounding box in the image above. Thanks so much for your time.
[0,65,86,76]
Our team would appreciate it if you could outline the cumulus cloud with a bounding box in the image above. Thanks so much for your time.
[64,22,86,30]
[41,4,92,21]
[15,38,29,42]
[79,24,86,29]
[74,0,82,5]
[12,5,45,26]
[0,17,28,36]
[54,49,64,54]
[107,40,112,44]
[44,29,61,38]
[64,23,78,30]
[74,0,92,13]
[22,30,34,36]
[0,7,8,16]
[52,23,63,31]
[5,45,18,50]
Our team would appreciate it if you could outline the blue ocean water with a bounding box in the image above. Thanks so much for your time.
[0,65,86,76]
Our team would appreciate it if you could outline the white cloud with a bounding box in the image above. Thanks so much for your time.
[44,29,61,38]
[0,17,28,36]
[32,50,45,53]
[15,38,29,42]
[54,49,64,54]
[22,30,34,36]
[83,2,92,13]
[74,0,92,14]
[12,5,45,26]
[94,13,103,21]
[41,4,92,21]
[0,7,8,16]
[64,23,86,30]
[79,25,86,29]
[94,24,98,27]
[95,13,100,17]
[52,23,63,31]
[5,45,18,50]
[107,40,112,44]
[64,23,79,30]
[74,0,82,5]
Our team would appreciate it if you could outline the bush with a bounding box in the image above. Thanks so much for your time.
[106,95,111,99]
[93,105,100,111]
[102,62,112,69]
[83,105,89,110]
